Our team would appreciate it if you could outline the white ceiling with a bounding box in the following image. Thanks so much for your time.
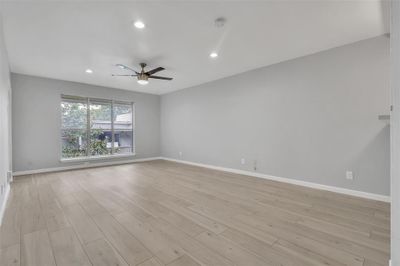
[0,1,389,95]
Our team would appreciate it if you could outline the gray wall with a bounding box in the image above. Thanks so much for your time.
[391,0,400,264]
[0,14,11,213]
[12,74,160,172]
[161,36,390,196]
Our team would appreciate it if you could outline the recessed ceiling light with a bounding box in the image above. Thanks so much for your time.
[134,21,145,29]
[85,69,93,74]
[210,52,218,58]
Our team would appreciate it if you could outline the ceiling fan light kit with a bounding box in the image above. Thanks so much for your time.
[137,74,149,85]
[112,62,172,85]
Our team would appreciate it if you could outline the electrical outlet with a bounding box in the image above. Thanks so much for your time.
[241,158,246,165]
[179,151,183,158]
[346,171,354,180]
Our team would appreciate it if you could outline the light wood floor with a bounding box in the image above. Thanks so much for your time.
[0,160,390,266]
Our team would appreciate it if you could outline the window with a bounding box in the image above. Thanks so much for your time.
[113,103,134,155]
[61,98,88,158]
[89,100,112,156]
[61,95,134,160]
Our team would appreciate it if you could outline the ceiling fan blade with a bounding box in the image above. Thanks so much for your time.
[115,64,139,74]
[148,75,173,80]
[112,74,137,77]
[145,67,165,75]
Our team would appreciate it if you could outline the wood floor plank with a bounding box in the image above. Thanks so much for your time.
[130,197,206,237]
[51,179,79,196]
[138,257,164,266]
[0,203,21,248]
[37,184,58,207]
[103,185,207,238]
[363,259,384,266]
[148,217,234,266]
[79,185,125,214]
[97,190,153,222]
[41,202,63,219]
[91,213,153,265]
[56,194,78,207]
[115,211,185,264]
[167,255,200,266]
[234,212,367,265]
[273,239,347,266]
[370,229,390,243]
[295,215,389,252]
[46,212,71,233]
[187,204,278,245]
[311,203,389,230]
[83,238,128,266]
[49,228,91,266]
[0,244,20,266]
[21,230,56,266]
[196,231,271,266]
[62,203,103,244]
[160,200,227,234]
[20,203,46,235]
[220,228,310,266]
[73,191,108,216]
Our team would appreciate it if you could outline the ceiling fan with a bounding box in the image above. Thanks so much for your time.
[112,63,173,85]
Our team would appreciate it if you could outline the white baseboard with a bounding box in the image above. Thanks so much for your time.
[13,157,162,176]
[160,157,391,203]
[0,183,10,226]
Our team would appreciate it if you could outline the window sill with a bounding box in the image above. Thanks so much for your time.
[60,153,136,163]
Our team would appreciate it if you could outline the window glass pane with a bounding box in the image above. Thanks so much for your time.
[90,101,112,156]
[113,131,133,154]
[61,99,88,158]
[113,103,133,154]
[61,129,87,158]
[61,99,87,129]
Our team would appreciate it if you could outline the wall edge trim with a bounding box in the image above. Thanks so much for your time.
[12,157,162,176]
[0,183,10,226]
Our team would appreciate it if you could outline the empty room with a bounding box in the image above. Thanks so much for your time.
[0,1,399,266]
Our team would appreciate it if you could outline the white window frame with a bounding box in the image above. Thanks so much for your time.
[60,94,135,162]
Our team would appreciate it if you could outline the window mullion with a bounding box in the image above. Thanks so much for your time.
[111,101,115,154]
[86,98,90,157]
[131,103,136,153]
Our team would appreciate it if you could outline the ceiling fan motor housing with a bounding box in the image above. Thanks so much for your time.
[138,73,149,81]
